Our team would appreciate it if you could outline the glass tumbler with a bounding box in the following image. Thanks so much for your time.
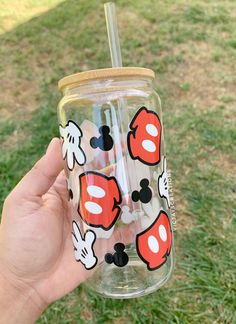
[57,67,174,298]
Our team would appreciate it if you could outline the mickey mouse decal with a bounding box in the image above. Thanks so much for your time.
[68,187,73,201]
[131,178,152,204]
[60,120,86,170]
[127,107,162,166]
[90,125,114,151]
[136,211,172,271]
[67,172,81,208]
[105,243,129,267]
[78,171,122,230]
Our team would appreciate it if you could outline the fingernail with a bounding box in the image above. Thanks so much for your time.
[46,138,58,154]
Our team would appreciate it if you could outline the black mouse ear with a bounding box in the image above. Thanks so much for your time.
[100,125,110,134]
[114,242,125,252]
[105,253,114,264]
[140,178,149,188]
[131,190,140,202]
[90,137,98,148]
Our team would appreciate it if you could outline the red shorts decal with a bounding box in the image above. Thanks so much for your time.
[127,107,162,165]
[136,211,172,270]
[78,171,122,230]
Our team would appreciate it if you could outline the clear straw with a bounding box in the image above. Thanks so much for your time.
[104,3,141,247]
[104,1,131,199]
[104,2,123,67]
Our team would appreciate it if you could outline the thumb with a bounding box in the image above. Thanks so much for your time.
[13,138,64,199]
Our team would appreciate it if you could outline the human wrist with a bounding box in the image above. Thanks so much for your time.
[0,269,47,324]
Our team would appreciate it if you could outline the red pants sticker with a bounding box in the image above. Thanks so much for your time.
[136,211,172,270]
[78,171,122,230]
[127,107,162,166]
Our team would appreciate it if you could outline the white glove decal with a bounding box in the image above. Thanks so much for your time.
[141,197,161,229]
[60,120,86,170]
[72,221,97,270]
[121,206,143,224]
[154,157,170,208]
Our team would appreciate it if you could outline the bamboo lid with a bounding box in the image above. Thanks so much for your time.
[58,67,155,91]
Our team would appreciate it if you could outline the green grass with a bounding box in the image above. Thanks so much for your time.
[0,0,236,323]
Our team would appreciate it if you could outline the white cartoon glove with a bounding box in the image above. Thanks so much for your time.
[154,157,170,208]
[60,120,86,170]
[141,197,161,228]
[121,206,143,224]
[80,119,100,164]
[72,221,97,270]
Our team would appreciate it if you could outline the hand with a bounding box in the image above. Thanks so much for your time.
[0,138,138,323]
[0,138,91,322]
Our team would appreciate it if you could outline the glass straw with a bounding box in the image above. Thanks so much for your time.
[104,2,123,67]
[103,2,132,205]
[104,4,140,261]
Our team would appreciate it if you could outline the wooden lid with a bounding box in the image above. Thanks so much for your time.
[58,67,155,90]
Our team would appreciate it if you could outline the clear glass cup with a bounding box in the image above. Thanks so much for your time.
[57,67,174,298]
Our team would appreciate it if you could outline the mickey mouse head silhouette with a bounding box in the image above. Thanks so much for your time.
[105,243,129,267]
[90,125,114,151]
[132,179,152,204]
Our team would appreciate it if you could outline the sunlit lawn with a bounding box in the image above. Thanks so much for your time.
[0,0,235,323]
